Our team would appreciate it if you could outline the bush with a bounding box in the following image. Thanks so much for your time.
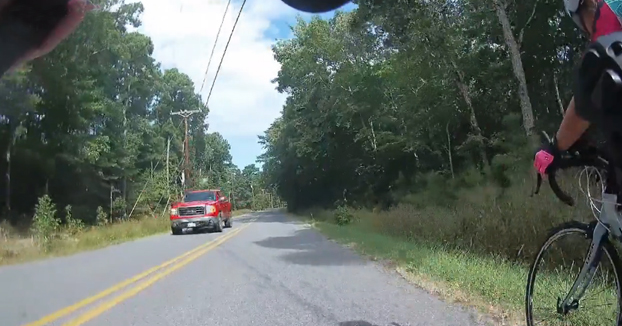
[334,205,354,226]
[402,172,458,209]
[490,154,513,189]
[64,205,85,235]
[96,206,109,226]
[111,197,127,220]
[0,220,12,240]
[367,172,594,264]
[30,195,60,248]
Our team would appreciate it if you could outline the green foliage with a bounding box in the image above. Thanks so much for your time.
[490,155,513,189]
[260,0,579,213]
[64,205,85,235]
[254,0,593,270]
[0,0,283,228]
[96,206,108,227]
[111,198,127,220]
[30,195,60,248]
[334,205,355,226]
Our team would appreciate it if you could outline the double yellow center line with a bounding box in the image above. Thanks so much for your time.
[22,220,253,326]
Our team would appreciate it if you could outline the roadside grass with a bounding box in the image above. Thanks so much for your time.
[0,209,253,266]
[291,212,526,325]
[291,199,618,325]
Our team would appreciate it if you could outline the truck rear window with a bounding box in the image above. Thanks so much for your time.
[183,192,216,202]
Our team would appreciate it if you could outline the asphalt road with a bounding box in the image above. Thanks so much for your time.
[0,210,488,326]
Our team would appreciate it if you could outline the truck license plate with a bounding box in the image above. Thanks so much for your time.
[187,222,196,227]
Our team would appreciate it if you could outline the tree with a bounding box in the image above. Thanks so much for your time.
[0,0,263,226]
[259,0,585,211]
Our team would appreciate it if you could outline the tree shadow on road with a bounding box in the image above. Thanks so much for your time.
[338,321,402,326]
[234,210,306,225]
[253,228,366,266]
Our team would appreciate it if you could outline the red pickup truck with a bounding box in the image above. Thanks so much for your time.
[170,189,233,235]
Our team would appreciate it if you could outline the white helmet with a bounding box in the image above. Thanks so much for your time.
[564,0,587,32]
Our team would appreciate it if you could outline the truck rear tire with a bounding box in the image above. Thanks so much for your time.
[224,217,232,228]
[171,227,182,235]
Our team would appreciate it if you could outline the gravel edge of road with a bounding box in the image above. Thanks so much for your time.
[284,213,513,326]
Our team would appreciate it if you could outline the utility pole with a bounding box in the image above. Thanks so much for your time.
[122,81,132,219]
[166,137,171,199]
[110,185,120,223]
[171,109,201,189]
[230,169,235,210]
[250,184,255,210]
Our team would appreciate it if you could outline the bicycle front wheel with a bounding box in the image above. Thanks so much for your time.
[526,221,622,326]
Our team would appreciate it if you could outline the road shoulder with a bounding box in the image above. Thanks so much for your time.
[0,210,253,267]
[288,212,523,326]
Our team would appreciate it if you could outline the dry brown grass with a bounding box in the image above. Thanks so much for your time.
[370,172,596,264]
[292,168,607,325]
[0,209,253,266]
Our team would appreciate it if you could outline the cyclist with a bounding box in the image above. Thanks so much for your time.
[0,0,350,75]
[534,0,622,175]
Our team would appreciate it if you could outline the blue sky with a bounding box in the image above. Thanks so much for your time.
[136,0,356,170]
[227,2,358,169]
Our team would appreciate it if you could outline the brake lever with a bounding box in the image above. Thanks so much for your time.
[532,173,543,197]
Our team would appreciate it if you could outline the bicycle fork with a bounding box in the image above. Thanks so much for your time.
[557,222,608,314]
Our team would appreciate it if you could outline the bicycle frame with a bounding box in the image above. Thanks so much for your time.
[557,189,622,313]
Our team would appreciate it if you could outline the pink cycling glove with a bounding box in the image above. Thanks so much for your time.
[534,135,561,176]
[534,150,555,176]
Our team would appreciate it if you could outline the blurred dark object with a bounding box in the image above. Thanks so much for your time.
[280,0,350,13]
[0,0,69,75]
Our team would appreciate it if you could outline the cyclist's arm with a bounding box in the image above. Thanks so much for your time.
[555,96,591,151]
[6,0,94,73]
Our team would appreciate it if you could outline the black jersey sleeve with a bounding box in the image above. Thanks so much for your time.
[574,33,622,124]
[573,57,602,123]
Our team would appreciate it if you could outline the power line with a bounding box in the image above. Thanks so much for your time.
[206,0,247,106]
[199,0,233,94]
[134,0,245,214]
[126,117,185,219]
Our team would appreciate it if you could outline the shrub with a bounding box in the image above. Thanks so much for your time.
[30,195,60,249]
[64,205,85,235]
[96,206,109,226]
[368,173,594,264]
[334,205,354,226]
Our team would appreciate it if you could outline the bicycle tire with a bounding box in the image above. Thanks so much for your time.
[525,221,622,325]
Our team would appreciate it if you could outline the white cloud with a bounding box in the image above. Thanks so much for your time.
[134,0,300,139]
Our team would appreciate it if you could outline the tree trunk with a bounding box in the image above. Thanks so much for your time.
[445,122,455,179]
[3,121,19,212]
[419,24,490,171]
[452,61,490,172]
[493,0,536,137]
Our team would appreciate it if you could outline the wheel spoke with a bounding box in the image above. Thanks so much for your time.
[526,223,621,326]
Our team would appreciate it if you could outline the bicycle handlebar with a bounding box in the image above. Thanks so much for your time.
[535,172,575,205]
[533,133,609,207]
[532,131,609,206]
